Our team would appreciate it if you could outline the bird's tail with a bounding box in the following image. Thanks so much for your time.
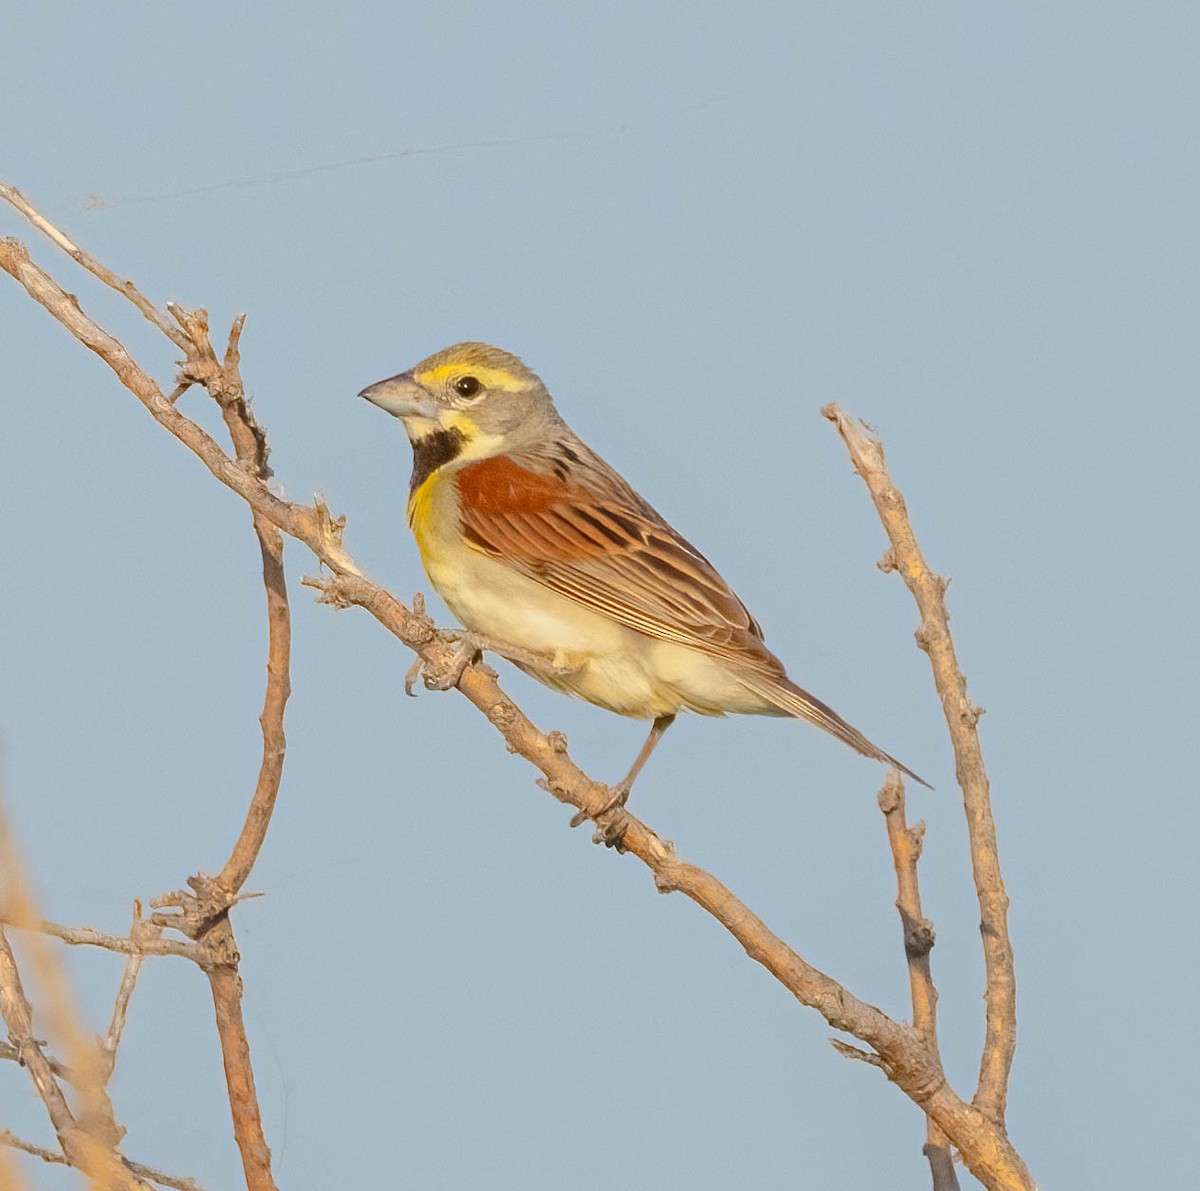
[742,674,931,789]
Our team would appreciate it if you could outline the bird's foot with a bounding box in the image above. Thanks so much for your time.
[569,781,631,834]
[405,632,491,695]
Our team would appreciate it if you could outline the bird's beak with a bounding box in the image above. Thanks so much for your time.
[359,372,440,421]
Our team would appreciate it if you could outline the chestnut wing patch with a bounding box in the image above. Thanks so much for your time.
[456,455,780,671]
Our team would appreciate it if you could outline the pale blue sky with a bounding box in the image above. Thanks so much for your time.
[2,3,1197,1188]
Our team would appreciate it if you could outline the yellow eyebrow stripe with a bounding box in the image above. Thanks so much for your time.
[415,363,527,392]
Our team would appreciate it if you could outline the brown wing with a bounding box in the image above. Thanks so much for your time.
[455,449,931,787]
[454,451,784,675]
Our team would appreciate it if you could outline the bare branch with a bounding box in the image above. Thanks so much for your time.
[204,920,275,1191]
[0,204,291,1189]
[824,403,1017,1124]
[1,1130,205,1191]
[0,927,150,1189]
[0,1138,35,1191]
[0,181,190,351]
[97,906,160,1087]
[0,1038,71,1079]
[878,771,958,1189]
[1,190,1033,1191]
[878,773,939,1041]
[2,916,201,962]
[176,305,290,1191]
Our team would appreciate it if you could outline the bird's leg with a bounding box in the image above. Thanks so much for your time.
[406,631,581,695]
[570,714,676,832]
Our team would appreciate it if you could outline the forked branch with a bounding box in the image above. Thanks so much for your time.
[823,403,1017,1125]
[0,185,1030,1191]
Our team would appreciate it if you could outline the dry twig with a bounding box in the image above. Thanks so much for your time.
[877,772,960,1190]
[823,403,1017,1125]
[0,926,150,1190]
[0,185,1031,1191]
[1,1128,204,1191]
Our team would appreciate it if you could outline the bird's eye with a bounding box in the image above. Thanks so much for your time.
[454,376,482,398]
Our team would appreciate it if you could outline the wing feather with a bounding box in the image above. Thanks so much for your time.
[455,450,782,676]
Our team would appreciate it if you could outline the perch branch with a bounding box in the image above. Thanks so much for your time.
[823,403,1017,1125]
[0,191,1032,1191]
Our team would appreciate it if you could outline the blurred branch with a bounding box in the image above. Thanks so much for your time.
[0,1038,71,1080]
[0,927,151,1189]
[823,403,1017,1126]
[0,184,1032,1191]
[0,780,160,1190]
[1,1129,205,1191]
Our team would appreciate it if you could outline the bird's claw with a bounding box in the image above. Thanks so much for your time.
[405,633,483,696]
[568,781,631,832]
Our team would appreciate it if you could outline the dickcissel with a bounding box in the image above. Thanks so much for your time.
[361,342,925,810]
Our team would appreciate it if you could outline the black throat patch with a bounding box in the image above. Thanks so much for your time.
[410,427,467,493]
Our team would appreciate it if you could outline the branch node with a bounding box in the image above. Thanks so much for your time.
[652,864,681,894]
[877,774,903,815]
[486,699,517,731]
[908,820,926,858]
[903,917,936,959]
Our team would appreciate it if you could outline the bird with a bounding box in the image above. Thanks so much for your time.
[360,341,926,816]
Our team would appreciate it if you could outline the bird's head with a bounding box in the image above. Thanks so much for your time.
[360,342,557,464]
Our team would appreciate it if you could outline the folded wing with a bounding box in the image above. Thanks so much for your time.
[454,450,783,675]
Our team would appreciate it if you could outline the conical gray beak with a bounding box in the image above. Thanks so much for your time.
[359,372,440,420]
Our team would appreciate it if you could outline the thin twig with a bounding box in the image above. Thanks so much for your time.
[0,180,189,350]
[0,783,152,1189]
[0,1038,71,1079]
[877,771,959,1190]
[2,917,201,961]
[183,305,289,1191]
[0,1134,37,1191]
[0,928,150,1190]
[97,905,160,1087]
[823,403,1017,1124]
[0,192,1033,1191]
[878,773,939,1041]
[1,1130,205,1191]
